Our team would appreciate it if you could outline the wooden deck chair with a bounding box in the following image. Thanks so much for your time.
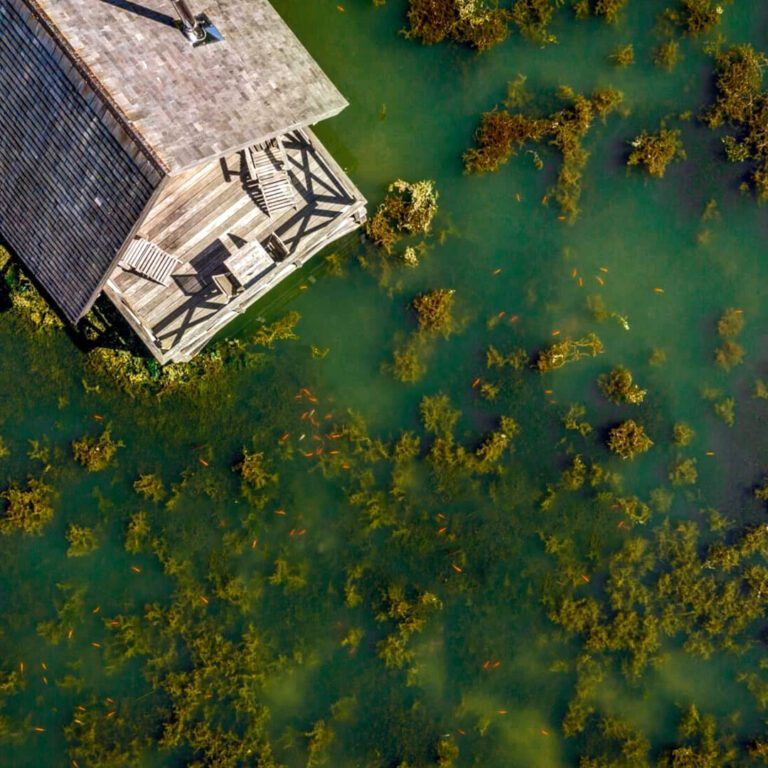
[119,238,181,286]
[245,137,296,217]
[212,271,243,300]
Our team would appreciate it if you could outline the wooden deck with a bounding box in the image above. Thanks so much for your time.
[104,129,366,363]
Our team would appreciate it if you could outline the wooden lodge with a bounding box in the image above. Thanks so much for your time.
[0,0,366,363]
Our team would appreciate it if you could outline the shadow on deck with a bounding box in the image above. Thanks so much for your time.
[104,128,366,363]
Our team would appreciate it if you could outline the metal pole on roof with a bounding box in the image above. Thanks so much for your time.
[168,0,206,42]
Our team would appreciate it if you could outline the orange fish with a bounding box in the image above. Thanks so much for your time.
[472,377,481,388]
[437,526,447,535]
[654,287,664,293]
[336,4,345,10]
[198,458,209,467]
[131,566,141,573]
[599,266,609,273]
[93,414,104,421]
[275,509,286,516]
[540,728,550,736]
[581,574,590,583]
[571,268,577,278]
[595,276,604,286]
[492,268,502,275]
[497,709,508,714]
[200,596,209,605]
[578,277,583,287]
[551,330,560,336]
[451,563,463,573]
[279,432,290,441]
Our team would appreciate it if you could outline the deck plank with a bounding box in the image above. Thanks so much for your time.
[107,130,366,362]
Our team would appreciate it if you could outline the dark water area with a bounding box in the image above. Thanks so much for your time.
[2,1,768,765]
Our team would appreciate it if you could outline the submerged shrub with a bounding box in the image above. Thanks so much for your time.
[716,307,745,338]
[573,0,629,23]
[0,477,55,535]
[411,289,455,336]
[465,87,624,220]
[72,429,124,472]
[389,339,428,383]
[367,180,439,253]
[420,393,461,435]
[598,366,646,404]
[703,44,768,202]
[669,457,698,485]
[510,0,559,45]
[464,111,548,174]
[627,126,686,177]
[65,524,99,557]
[654,40,681,71]
[537,333,604,372]
[236,450,277,492]
[607,420,653,460]
[672,423,695,446]
[133,473,166,503]
[405,0,511,51]
[610,44,635,67]
[662,0,729,36]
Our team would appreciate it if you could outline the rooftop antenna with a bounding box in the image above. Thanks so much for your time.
[167,0,223,46]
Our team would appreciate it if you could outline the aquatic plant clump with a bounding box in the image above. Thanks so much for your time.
[598,366,646,404]
[573,0,629,23]
[0,477,55,535]
[405,0,511,52]
[607,420,653,460]
[670,457,698,485]
[71,428,124,472]
[627,126,686,177]
[703,45,768,201]
[510,0,559,45]
[610,43,635,67]
[463,111,548,174]
[536,333,604,372]
[662,0,729,36]
[654,40,681,70]
[411,289,455,336]
[464,87,624,220]
[366,180,439,253]
[65,524,99,557]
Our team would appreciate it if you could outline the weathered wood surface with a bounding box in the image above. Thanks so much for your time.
[106,129,366,362]
[0,0,158,323]
[30,0,349,173]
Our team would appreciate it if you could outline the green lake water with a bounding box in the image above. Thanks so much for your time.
[2,1,768,765]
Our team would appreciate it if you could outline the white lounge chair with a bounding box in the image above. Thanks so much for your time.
[119,238,181,285]
[245,138,296,217]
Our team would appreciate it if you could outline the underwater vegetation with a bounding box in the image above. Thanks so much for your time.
[2,3,768,767]
[403,0,511,51]
[71,428,124,472]
[627,125,686,177]
[536,333,604,372]
[607,420,653,460]
[704,44,768,201]
[465,85,624,221]
[366,179,439,254]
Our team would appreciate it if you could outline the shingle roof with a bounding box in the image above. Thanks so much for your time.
[30,0,349,174]
[1,0,158,323]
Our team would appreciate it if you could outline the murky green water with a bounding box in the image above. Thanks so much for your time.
[3,1,768,765]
